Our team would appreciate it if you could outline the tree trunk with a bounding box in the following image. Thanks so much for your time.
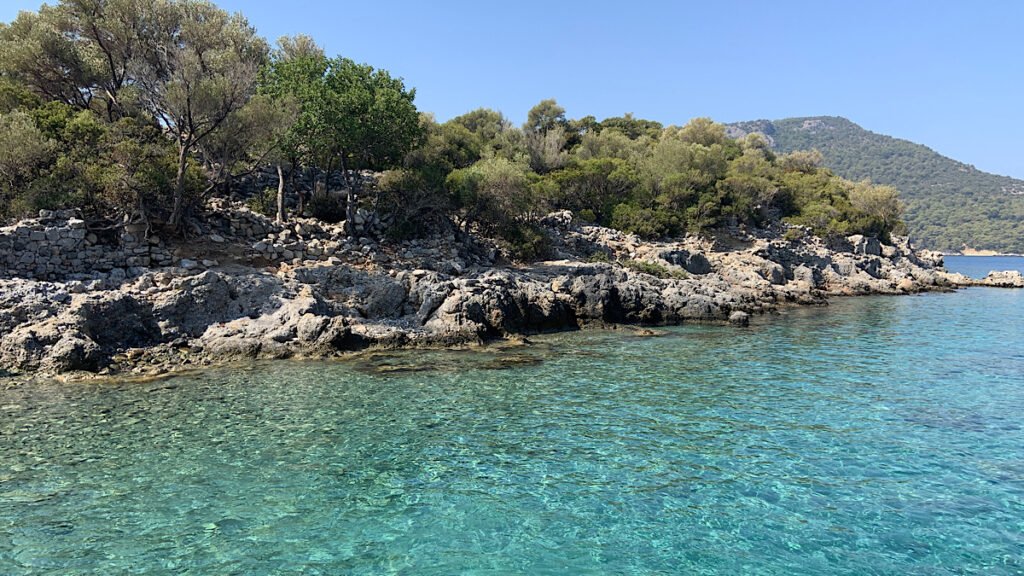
[222,149,232,198]
[169,141,189,230]
[290,159,305,216]
[137,192,150,238]
[323,157,334,194]
[346,186,357,237]
[276,164,286,223]
[339,153,356,237]
[105,96,116,124]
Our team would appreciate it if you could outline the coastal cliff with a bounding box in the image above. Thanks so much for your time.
[3,206,1016,380]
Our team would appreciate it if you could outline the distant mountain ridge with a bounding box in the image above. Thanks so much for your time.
[727,116,1024,253]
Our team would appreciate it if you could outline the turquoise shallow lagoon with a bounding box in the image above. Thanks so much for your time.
[2,286,1023,574]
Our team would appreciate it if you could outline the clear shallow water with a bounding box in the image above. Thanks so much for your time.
[2,289,1023,575]
[944,255,1024,278]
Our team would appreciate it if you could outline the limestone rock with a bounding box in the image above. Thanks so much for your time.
[44,334,103,372]
[0,203,1007,377]
[848,234,882,256]
[659,249,712,275]
[979,270,1024,288]
[729,311,750,326]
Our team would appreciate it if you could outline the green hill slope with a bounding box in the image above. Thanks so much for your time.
[728,116,1024,253]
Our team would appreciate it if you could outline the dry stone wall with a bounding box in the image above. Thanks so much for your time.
[0,210,174,281]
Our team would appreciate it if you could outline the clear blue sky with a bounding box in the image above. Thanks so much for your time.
[4,1,1023,178]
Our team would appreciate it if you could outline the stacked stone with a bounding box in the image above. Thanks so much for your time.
[0,217,88,279]
[226,210,280,239]
[251,226,346,263]
[347,208,385,236]
[119,222,174,270]
[0,211,173,281]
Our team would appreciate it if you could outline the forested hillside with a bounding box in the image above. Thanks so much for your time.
[728,117,1024,253]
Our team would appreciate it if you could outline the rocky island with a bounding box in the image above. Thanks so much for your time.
[1,0,1021,382]
[6,3,1024,576]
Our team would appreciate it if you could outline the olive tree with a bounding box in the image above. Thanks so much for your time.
[0,0,171,121]
[0,111,55,193]
[259,36,331,215]
[523,99,569,173]
[132,0,268,229]
[199,94,298,216]
[59,0,170,120]
[0,6,98,110]
[849,180,904,239]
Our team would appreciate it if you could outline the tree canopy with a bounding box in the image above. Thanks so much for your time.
[0,0,421,231]
[0,1,908,257]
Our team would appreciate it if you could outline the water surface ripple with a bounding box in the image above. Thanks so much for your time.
[2,288,1022,574]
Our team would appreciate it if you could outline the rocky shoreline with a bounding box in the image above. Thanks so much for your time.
[1,208,1021,382]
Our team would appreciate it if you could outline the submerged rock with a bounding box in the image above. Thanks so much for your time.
[729,311,750,326]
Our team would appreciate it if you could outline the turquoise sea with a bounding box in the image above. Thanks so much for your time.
[1,258,1022,574]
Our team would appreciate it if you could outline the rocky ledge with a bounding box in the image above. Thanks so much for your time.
[0,209,1017,379]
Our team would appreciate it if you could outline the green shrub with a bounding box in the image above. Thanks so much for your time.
[376,169,450,239]
[577,208,597,223]
[247,188,277,217]
[783,227,806,242]
[610,203,678,239]
[308,191,345,223]
[500,222,551,262]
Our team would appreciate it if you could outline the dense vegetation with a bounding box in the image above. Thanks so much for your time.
[0,1,903,261]
[729,117,1024,253]
[384,109,904,258]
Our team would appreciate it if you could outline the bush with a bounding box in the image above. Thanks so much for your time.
[446,157,534,234]
[783,227,806,242]
[610,203,678,239]
[376,169,450,239]
[847,180,904,241]
[247,188,277,217]
[0,111,55,219]
[576,208,597,223]
[542,157,640,225]
[500,222,551,262]
[2,180,85,221]
[0,104,187,224]
[308,190,346,223]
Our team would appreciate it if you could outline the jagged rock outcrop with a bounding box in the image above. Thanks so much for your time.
[977,270,1024,288]
[0,210,1016,379]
